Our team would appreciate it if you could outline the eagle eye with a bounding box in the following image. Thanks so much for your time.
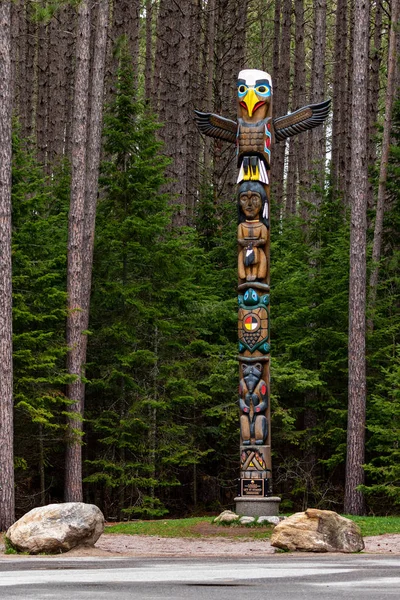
[238,85,247,94]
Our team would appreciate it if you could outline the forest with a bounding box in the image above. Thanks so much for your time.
[0,0,399,530]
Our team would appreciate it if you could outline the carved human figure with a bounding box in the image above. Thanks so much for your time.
[238,184,268,282]
[239,363,268,445]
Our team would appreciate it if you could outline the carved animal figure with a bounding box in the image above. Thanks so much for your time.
[194,69,330,185]
[239,363,268,445]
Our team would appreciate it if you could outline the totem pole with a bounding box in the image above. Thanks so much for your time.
[195,70,329,516]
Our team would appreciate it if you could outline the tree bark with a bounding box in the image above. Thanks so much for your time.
[367,0,383,209]
[368,0,399,327]
[145,0,153,102]
[36,16,49,166]
[203,0,216,173]
[344,0,370,516]
[273,0,291,210]
[344,0,355,203]
[113,0,140,84]
[81,0,109,374]
[65,0,91,503]
[331,0,348,199]
[286,0,306,215]
[0,1,15,532]
[154,0,191,226]
[308,0,327,208]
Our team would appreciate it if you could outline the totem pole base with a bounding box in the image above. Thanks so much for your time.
[234,496,281,517]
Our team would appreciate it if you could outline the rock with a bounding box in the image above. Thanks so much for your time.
[6,502,104,554]
[258,516,281,525]
[239,516,255,525]
[213,510,239,524]
[270,508,364,553]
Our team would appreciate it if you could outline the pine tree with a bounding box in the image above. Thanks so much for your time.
[85,43,216,518]
[12,130,70,510]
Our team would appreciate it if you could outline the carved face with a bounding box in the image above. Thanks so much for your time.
[240,191,262,220]
[237,69,272,121]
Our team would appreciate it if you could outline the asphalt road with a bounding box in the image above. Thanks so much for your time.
[1,555,400,600]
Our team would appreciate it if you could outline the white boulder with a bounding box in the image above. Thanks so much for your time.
[6,502,104,554]
[239,516,255,525]
[257,515,281,525]
[213,510,239,524]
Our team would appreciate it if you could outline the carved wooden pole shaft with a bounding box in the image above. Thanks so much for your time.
[195,70,330,512]
[235,70,273,498]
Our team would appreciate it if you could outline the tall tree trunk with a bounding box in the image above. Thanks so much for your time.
[81,0,109,379]
[368,0,399,327]
[331,0,348,199]
[203,0,216,173]
[16,1,27,132]
[344,0,370,517]
[113,0,140,80]
[64,4,77,161]
[154,0,191,226]
[65,0,91,503]
[308,0,327,208]
[367,0,383,209]
[48,5,72,166]
[273,0,291,210]
[36,17,49,166]
[287,0,307,215]
[10,0,20,109]
[186,0,202,224]
[344,0,355,203]
[212,0,248,206]
[0,1,15,532]
[145,0,153,103]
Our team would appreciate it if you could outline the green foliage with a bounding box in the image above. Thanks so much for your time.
[269,194,351,508]
[11,127,70,509]
[84,41,238,519]
[360,99,400,511]
[4,538,18,555]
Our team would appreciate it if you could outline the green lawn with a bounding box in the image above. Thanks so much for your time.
[346,515,400,537]
[105,515,400,539]
[105,516,274,539]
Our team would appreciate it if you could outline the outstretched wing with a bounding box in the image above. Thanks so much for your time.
[194,110,237,144]
[273,99,331,142]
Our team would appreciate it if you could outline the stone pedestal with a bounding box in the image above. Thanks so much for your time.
[235,496,281,517]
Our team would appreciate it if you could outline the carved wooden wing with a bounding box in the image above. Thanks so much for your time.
[273,99,331,142]
[194,110,237,144]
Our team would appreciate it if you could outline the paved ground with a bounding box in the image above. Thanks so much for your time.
[1,555,400,600]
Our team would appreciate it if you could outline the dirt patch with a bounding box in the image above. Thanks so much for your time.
[187,521,273,537]
[2,530,400,558]
[95,533,276,557]
[363,534,400,554]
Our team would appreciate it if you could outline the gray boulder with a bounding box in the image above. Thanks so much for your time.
[6,502,104,554]
[270,508,364,553]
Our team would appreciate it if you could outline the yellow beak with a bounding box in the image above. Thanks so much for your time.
[243,88,259,117]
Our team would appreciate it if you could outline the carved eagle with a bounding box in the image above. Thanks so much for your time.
[194,99,331,145]
[195,69,330,184]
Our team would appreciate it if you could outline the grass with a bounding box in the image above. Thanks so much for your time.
[105,515,400,540]
[106,516,274,539]
[4,537,18,555]
[346,515,400,537]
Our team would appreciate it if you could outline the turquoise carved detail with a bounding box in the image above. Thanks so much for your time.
[238,288,270,309]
